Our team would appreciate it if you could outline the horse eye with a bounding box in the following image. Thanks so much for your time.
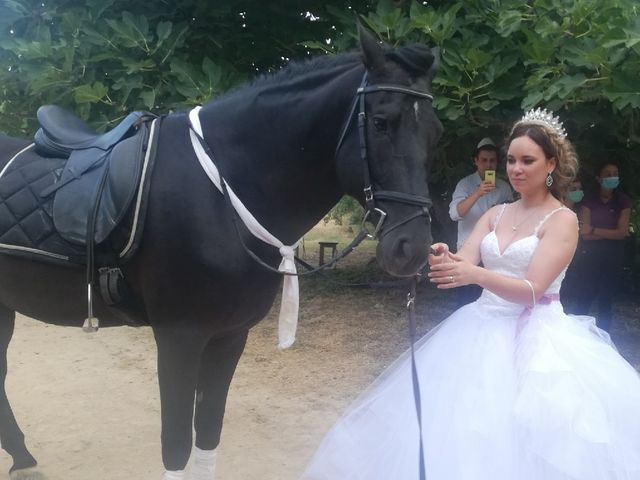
[372,116,387,132]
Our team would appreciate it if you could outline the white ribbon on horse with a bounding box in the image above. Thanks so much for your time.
[189,106,299,349]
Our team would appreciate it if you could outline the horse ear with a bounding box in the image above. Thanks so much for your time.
[358,22,385,72]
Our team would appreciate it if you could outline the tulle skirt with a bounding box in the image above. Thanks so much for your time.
[302,299,640,480]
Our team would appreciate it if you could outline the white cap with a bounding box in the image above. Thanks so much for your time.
[476,137,496,150]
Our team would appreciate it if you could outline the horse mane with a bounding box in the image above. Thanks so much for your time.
[221,43,435,100]
[249,51,362,90]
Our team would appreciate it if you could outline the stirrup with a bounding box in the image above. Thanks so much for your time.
[82,316,99,333]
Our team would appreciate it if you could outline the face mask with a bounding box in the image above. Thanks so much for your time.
[601,176,620,189]
[567,190,584,203]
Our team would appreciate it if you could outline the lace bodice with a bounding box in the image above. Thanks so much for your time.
[476,204,571,314]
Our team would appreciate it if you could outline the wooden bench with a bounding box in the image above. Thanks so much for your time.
[318,241,338,265]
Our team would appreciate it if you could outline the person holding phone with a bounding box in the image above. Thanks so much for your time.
[449,137,513,306]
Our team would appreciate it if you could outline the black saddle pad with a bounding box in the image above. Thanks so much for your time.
[0,147,85,263]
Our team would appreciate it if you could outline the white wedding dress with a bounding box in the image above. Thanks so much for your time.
[302,206,640,480]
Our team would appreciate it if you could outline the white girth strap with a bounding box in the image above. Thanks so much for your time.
[189,107,299,349]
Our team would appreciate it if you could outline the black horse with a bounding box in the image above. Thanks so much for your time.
[0,27,442,479]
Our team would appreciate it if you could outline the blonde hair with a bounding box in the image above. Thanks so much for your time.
[508,121,578,200]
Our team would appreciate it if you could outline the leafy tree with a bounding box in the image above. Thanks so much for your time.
[357,0,640,234]
[1,0,639,229]
[0,0,375,134]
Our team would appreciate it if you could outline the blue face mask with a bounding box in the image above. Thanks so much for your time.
[567,190,584,203]
[601,176,620,189]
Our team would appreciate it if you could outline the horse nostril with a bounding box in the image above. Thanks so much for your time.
[378,233,430,277]
[394,237,413,261]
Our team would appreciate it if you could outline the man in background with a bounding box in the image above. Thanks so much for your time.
[449,137,513,306]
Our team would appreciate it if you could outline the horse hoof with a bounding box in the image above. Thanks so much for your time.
[9,467,47,480]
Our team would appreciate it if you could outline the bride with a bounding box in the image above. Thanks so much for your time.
[302,109,640,480]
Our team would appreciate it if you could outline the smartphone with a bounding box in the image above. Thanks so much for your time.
[484,170,496,184]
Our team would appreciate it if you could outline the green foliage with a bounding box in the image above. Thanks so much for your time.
[324,196,364,226]
[1,0,205,131]
[1,0,638,205]
[0,0,375,134]
[356,0,640,201]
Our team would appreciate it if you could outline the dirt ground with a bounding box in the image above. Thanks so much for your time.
[0,228,638,480]
[0,281,440,480]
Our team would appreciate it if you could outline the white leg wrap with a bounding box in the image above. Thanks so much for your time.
[190,447,218,480]
[163,470,186,480]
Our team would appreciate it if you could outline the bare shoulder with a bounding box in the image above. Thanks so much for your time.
[552,206,578,223]
[484,202,509,225]
[540,207,578,237]
[489,202,510,216]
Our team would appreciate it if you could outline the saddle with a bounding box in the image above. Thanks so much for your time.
[35,105,144,158]
[0,106,159,264]
[34,105,156,246]
[0,106,160,326]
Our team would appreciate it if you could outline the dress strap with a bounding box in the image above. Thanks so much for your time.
[533,206,571,236]
[492,203,509,231]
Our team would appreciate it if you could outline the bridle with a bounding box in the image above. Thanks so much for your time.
[213,72,437,276]
[334,73,433,241]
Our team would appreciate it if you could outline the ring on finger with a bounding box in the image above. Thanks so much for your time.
[449,275,454,283]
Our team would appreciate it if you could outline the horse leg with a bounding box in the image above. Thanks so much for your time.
[191,330,248,480]
[154,327,208,480]
[0,306,38,476]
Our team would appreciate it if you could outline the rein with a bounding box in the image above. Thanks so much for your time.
[222,172,370,275]
[407,275,426,480]
[334,76,432,479]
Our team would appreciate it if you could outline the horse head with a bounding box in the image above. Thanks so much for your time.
[336,26,443,277]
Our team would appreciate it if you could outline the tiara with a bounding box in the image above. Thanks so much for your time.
[518,108,567,138]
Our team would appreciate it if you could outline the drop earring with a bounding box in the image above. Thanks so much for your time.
[546,172,554,187]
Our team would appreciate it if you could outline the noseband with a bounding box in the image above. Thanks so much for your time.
[335,74,434,240]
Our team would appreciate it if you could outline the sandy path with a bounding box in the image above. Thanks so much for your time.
[1,284,637,480]
[0,284,425,480]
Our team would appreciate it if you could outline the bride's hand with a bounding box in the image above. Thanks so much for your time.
[427,242,450,267]
[428,252,477,289]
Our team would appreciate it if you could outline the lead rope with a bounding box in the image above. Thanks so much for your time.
[407,275,426,480]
